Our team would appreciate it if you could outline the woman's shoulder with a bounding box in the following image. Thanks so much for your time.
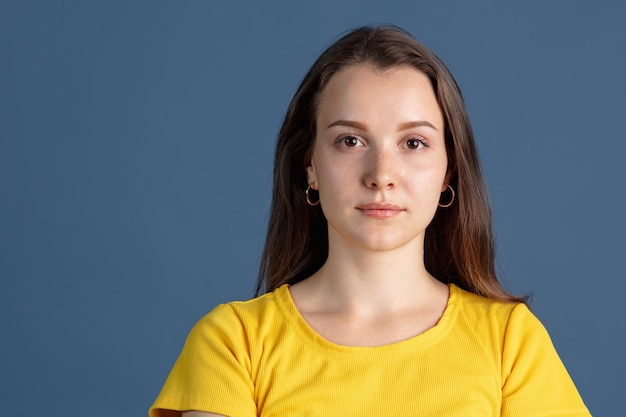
[449,285,556,370]
[191,285,290,336]
[450,284,536,331]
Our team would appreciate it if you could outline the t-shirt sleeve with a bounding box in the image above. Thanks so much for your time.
[149,304,257,417]
[500,303,591,417]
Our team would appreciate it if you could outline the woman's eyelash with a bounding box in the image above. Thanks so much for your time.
[336,134,363,147]
[334,135,429,149]
[406,137,429,149]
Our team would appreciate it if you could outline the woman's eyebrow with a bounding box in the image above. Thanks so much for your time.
[327,119,437,131]
[327,120,368,130]
[397,121,438,131]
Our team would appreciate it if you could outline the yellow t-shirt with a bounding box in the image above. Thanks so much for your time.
[150,284,591,417]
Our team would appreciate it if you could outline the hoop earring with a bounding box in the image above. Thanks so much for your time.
[306,185,320,206]
[438,184,455,208]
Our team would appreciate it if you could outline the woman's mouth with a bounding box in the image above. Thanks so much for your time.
[356,202,404,218]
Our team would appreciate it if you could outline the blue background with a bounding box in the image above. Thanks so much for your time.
[1,1,623,416]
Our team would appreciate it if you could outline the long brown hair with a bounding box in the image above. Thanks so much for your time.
[256,25,523,303]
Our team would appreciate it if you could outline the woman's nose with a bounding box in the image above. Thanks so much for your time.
[363,149,396,189]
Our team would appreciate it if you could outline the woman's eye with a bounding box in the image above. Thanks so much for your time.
[341,135,362,147]
[406,138,425,150]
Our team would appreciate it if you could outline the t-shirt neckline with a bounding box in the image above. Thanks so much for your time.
[273,283,460,353]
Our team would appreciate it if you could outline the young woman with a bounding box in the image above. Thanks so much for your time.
[150,26,591,416]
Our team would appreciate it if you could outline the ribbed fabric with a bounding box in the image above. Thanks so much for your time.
[149,284,591,417]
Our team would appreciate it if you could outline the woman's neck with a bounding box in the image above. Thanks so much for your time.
[292,235,447,316]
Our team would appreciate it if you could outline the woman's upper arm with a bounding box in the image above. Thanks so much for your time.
[151,305,257,417]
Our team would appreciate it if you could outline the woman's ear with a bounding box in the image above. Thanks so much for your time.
[442,169,454,192]
[306,162,318,189]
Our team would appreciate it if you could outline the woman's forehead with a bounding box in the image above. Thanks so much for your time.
[316,65,443,130]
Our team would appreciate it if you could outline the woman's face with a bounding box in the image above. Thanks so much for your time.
[307,64,449,253]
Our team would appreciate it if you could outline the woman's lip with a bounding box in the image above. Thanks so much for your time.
[356,202,404,218]
[356,202,404,211]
